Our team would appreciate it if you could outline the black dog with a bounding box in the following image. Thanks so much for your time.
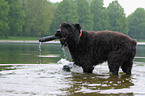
[55,22,137,75]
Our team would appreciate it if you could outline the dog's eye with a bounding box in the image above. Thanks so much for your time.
[61,26,69,29]
[61,27,64,29]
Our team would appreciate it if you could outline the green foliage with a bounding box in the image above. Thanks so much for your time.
[0,36,37,41]
[6,0,25,36]
[50,0,78,34]
[22,0,54,37]
[128,8,145,40]
[0,0,9,38]
[76,0,93,31]
[1,0,145,40]
[90,0,110,31]
[107,0,128,34]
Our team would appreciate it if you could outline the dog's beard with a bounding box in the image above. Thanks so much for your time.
[60,38,67,47]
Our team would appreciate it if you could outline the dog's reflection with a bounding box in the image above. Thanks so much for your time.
[61,73,134,95]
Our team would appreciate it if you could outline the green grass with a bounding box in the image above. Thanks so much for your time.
[1,36,145,42]
[0,36,38,41]
[137,40,145,42]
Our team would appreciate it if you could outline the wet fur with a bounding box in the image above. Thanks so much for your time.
[55,22,137,75]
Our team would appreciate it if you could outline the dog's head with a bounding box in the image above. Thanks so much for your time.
[55,22,81,46]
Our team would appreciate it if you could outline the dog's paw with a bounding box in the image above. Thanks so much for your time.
[62,65,71,72]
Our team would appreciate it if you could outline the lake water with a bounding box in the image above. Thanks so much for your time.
[0,42,145,96]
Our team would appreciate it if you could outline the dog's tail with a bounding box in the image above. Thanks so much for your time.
[130,39,137,57]
[132,39,137,46]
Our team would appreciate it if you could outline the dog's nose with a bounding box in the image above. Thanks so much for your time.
[57,29,61,32]
[55,29,61,37]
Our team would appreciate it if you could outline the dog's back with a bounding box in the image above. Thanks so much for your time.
[57,22,136,74]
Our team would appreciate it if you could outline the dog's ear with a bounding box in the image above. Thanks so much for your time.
[75,23,81,31]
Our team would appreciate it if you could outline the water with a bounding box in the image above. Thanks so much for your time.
[0,42,145,96]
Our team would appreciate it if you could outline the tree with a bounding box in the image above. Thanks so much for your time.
[0,0,9,38]
[75,0,93,31]
[6,0,25,36]
[20,0,54,37]
[50,0,78,35]
[128,8,145,40]
[107,0,128,34]
[90,0,110,31]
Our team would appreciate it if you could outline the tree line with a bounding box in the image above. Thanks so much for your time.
[0,0,145,40]
[0,0,56,38]
[0,0,25,38]
[51,0,128,35]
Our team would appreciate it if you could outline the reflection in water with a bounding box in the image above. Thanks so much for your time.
[0,43,145,95]
[0,65,16,71]
[0,42,63,64]
[38,54,60,57]
[61,73,134,95]
[0,42,145,64]
[135,45,145,62]
[0,62,145,95]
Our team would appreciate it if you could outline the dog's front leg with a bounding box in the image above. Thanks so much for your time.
[82,64,94,73]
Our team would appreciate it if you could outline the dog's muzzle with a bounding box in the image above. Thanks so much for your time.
[55,29,68,46]
[57,29,61,32]
[55,29,61,37]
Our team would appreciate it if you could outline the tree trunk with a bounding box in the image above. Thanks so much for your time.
[5,33,8,39]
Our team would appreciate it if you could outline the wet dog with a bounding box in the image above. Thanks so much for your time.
[55,22,137,75]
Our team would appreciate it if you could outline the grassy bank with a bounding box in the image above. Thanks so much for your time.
[0,36,145,42]
[0,36,38,41]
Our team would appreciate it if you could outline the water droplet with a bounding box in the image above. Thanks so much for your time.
[39,42,42,51]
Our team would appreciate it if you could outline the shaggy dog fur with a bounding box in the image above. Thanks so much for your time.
[55,22,137,75]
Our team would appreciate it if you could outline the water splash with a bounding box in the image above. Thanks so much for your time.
[58,58,83,73]
[61,47,71,60]
[39,42,42,64]
[60,47,79,72]
[58,58,73,69]
[58,58,73,65]
[39,42,42,52]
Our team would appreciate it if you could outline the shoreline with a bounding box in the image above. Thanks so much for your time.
[0,40,145,45]
[0,40,60,43]
[137,42,145,45]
